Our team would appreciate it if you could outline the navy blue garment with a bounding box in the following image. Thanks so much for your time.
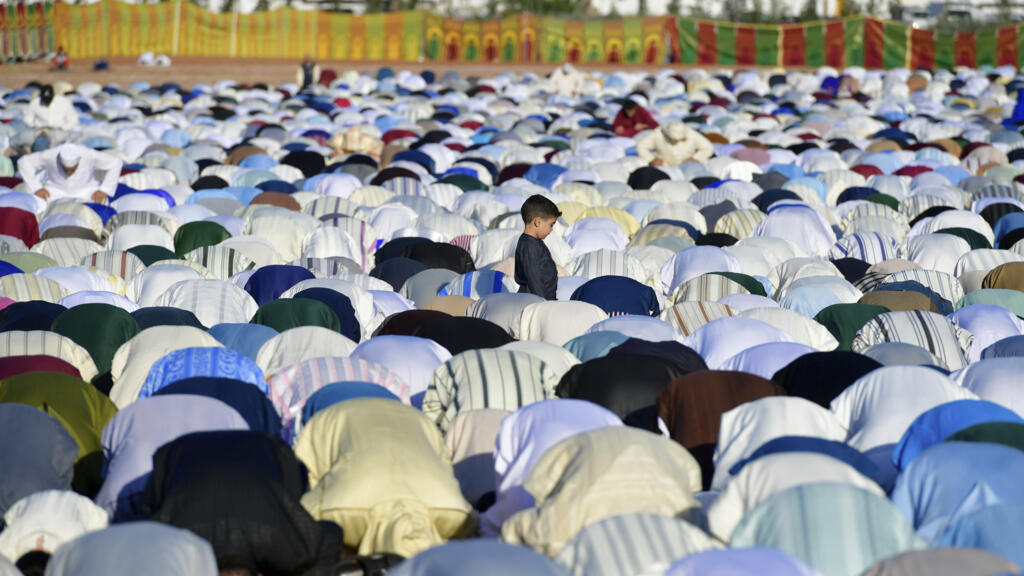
[836,187,878,205]
[153,377,282,438]
[982,335,1024,359]
[831,258,871,284]
[753,189,802,212]
[872,127,913,142]
[627,166,669,190]
[369,257,427,291]
[874,281,953,315]
[556,353,686,431]
[0,301,66,332]
[84,203,117,225]
[0,261,23,278]
[291,288,361,343]
[392,150,435,174]
[132,307,206,331]
[280,150,325,178]
[515,234,557,300]
[243,265,316,307]
[570,276,660,316]
[374,237,433,267]
[141,431,341,575]
[401,241,476,274]
[301,381,400,425]
[729,436,882,485]
[255,180,297,194]
[607,338,706,374]
[1012,88,1024,125]
[695,232,737,247]
[771,351,882,407]
[411,316,513,355]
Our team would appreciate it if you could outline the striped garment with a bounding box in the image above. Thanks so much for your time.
[184,246,256,281]
[842,203,906,227]
[880,269,964,306]
[900,194,959,221]
[555,513,721,576]
[0,330,98,381]
[671,274,751,304]
[33,237,105,267]
[246,216,310,262]
[729,483,925,576]
[828,232,899,265]
[628,224,694,249]
[449,235,475,254]
[300,228,361,267]
[349,185,396,208]
[381,176,424,197]
[439,270,515,299]
[422,349,557,433]
[154,279,259,327]
[821,170,867,205]
[322,217,379,272]
[660,301,737,337]
[955,249,1024,277]
[844,216,910,242]
[714,209,765,240]
[80,250,147,282]
[290,257,362,278]
[420,213,480,241]
[0,273,69,303]
[303,196,360,219]
[105,211,177,237]
[852,310,973,370]
[570,249,647,283]
[425,183,464,209]
[854,271,891,293]
[255,326,358,379]
[267,356,409,443]
[42,203,104,237]
[970,183,1023,204]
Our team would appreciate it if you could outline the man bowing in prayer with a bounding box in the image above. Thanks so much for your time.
[17,143,122,203]
[636,121,714,167]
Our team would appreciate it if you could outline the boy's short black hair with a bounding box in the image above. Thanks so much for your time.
[621,99,638,111]
[521,194,562,224]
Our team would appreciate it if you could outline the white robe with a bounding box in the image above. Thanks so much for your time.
[17,144,121,200]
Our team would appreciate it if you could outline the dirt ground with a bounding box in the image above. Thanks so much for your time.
[1,56,704,89]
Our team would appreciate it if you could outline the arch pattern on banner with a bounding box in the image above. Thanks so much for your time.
[29,2,1024,70]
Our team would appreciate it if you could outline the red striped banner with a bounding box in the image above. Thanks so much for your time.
[911,27,933,69]
[998,26,1017,66]
[697,21,716,64]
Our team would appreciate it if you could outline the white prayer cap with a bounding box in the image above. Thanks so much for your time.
[58,146,82,167]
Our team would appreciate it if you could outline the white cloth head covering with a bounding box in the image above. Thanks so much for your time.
[711,397,847,491]
[45,522,219,576]
[0,490,107,562]
[480,399,623,538]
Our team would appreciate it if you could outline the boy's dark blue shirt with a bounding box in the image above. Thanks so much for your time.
[515,233,557,300]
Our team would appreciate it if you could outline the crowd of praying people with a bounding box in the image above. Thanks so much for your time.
[0,63,1023,575]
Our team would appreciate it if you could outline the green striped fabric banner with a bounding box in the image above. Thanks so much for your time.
[844,17,863,67]
[756,26,779,66]
[882,21,907,69]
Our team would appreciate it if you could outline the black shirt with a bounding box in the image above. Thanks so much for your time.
[514,233,557,300]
